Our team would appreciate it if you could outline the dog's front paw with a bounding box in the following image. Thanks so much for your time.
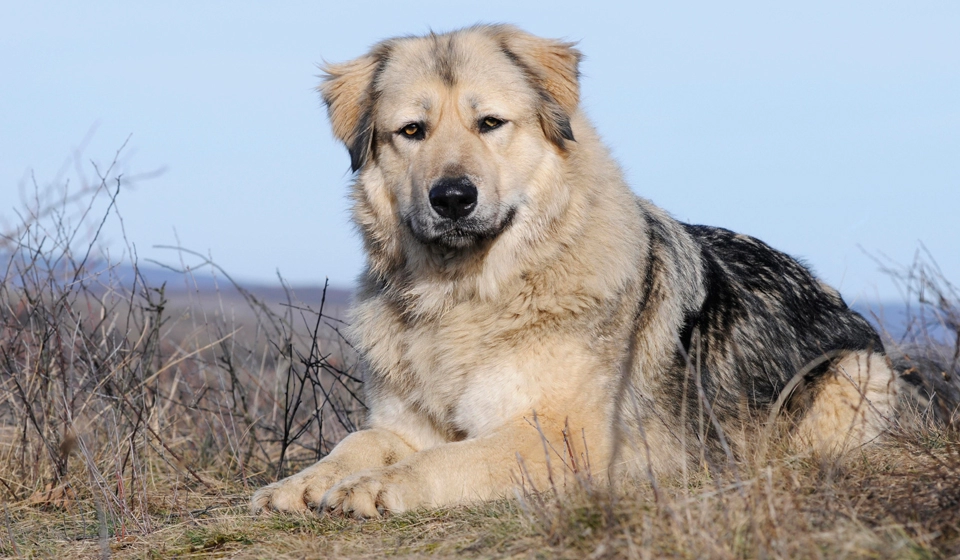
[320,468,423,518]
[250,463,343,514]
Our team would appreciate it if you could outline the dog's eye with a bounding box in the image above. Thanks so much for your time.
[479,116,506,133]
[398,122,425,140]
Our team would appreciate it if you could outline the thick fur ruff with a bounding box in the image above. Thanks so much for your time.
[251,25,899,517]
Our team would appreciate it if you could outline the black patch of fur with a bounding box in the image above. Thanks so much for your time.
[540,90,575,143]
[636,212,661,315]
[647,223,883,444]
[678,310,700,354]
[430,33,457,86]
[684,225,881,414]
[348,108,374,172]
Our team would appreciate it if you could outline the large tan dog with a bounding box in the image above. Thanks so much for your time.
[251,25,898,518]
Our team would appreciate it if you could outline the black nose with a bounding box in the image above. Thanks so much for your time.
[429,177,478,220]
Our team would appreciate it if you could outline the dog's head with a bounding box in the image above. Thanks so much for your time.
[320,25,581,253]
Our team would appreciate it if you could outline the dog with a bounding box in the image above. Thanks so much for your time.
[251,24,899,518]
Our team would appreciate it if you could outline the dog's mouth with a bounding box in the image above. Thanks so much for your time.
[407,207,517,250]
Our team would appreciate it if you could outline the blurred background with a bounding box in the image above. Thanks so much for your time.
[2,0,958,302]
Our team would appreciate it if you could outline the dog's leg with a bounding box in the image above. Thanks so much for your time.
[794,351,899,454]
[250,428,416,513]
[319,415,601,518]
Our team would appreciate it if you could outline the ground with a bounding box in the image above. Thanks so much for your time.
[4,433,959,559]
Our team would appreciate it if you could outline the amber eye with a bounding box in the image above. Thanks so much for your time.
[479,116,506,133]
[398,122,425,140]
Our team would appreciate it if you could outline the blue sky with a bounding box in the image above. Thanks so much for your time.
[1,1,957,301]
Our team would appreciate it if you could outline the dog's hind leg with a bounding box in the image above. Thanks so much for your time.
[793,351,899,454]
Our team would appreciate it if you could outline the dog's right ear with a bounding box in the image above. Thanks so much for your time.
[319,46,388,172]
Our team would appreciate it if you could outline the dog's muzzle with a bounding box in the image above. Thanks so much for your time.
[429,176,477,221]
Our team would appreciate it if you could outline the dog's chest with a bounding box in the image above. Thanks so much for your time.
[397,314,545,436]
[355,288,611,438]
[355,294,556,434]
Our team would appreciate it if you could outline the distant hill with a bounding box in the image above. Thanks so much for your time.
[130,263,354,309]
[0,252,353,307]
[116,261,353,305]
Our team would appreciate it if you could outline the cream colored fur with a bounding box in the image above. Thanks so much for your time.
[794,351,898,453]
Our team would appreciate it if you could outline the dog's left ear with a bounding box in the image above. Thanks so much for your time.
[319,45,389,172]
[494,27,582,149]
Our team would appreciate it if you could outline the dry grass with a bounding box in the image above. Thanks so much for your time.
[1,149,958,559]
[4,437,958,559]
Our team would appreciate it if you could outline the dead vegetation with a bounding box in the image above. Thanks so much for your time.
[0,148,958,559]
